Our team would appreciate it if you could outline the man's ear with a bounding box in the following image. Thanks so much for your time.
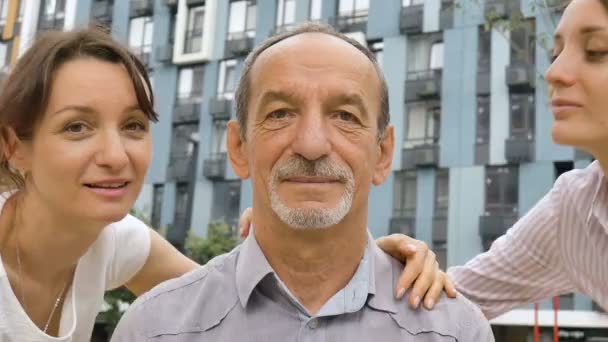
[372,125,394,186]
[1,127,30,173]
[227,120,250,179]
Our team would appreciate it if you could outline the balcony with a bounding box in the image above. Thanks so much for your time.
[505,137,534,163]
[186,0,206,5]
[209,98,232,120]
[162,0,177,7]
[432,217,447,244]
[225,31,255,57]
[168,154,194,181]
[400,5,423,34]
[439,1,454,30]
[389,216,415,236]
[478,213,517,250]
[173,98,202,123]
[203,153,227,180]
[39,17,65,31]
[333,13,368,33]
[484,0,518,19]
[155,44,173,63]
[91,0,113,23]
[130,0,153,18]
[506,64,535,92]
[405,69,442,102]
[402,143,439,169]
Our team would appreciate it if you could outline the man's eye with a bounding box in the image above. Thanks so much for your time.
[268,110,290,120]
[336,111,356,122]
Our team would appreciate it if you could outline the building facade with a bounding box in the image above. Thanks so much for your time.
[3,0,606,340]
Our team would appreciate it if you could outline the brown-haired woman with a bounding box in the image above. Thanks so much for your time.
[0,28,197,341]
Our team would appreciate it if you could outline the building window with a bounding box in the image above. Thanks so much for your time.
[276,0,296,28]
[509,93,535,139]
[39,0,66,30]
[510,19,535,65]
[402,0,424,6]
[151,184,164,230]
[173,182,190,234]
[177,65,204,102]
[370,40,384,69]
[484,166,518,216]
[407,36,442,73]
[478,27,491,73]
[128,16,154,66]
[434,169,449,269]
[171,123,199,158]
[217,59,237,99]
[211,119,228,157]
[435,169,449,218]
[393,170,417,218]
[211,180,242,232]
[228,0,257,40]
[404,103,440,148]
[184,5,205,54]
[476,95,490,144]
[309,0,322,20]
[338,0,369,17]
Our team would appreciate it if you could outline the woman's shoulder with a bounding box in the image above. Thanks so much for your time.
[87,214,150,258]
[554,161,604,212]
[556,161,603,194]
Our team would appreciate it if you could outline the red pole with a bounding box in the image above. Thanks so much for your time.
[553,297,559,342]
[534,302,540,342]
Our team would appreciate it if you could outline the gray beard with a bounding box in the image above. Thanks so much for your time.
[268,157,355,230]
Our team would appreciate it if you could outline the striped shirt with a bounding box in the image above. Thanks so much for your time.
[449,161,608,319]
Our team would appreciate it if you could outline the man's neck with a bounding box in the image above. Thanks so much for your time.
[254,211,368,315]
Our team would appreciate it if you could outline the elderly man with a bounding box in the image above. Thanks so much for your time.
[112,23,493,341]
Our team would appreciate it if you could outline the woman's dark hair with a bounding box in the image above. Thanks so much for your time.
[0,26,157,189]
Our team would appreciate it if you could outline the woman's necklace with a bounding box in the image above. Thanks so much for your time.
[15,233,73,334]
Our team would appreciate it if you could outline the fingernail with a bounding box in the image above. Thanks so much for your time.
[396,288,406,299]
[411,296,420,308]
[425,299,434,309]
[405,244,417,253]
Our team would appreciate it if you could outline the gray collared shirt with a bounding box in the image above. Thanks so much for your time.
[112,232,494,341]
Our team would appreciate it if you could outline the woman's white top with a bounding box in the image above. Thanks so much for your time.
[0,197,151,341]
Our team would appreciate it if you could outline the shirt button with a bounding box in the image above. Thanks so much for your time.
[308,318,319,329]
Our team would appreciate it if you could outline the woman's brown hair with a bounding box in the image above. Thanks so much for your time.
[0,26,157,189]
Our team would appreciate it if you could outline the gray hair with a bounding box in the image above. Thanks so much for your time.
[234,22,390,140]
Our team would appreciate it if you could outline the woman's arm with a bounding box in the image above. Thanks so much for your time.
[125,228,197,296]
[448,178,576,319]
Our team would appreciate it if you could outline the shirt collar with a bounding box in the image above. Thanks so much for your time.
[588,161,608,232]
[235,229,275,308]
[235,229,399,315]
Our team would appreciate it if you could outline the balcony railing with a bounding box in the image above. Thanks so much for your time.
[203,153,227,180]
[168,154,194,181]
[405,69,442,102]
[402,142,439,169]
[333,12,368,33]
[400,5,423,34]
[130,0,153,18]
[225,31,255,56]
[173,97,202,123]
